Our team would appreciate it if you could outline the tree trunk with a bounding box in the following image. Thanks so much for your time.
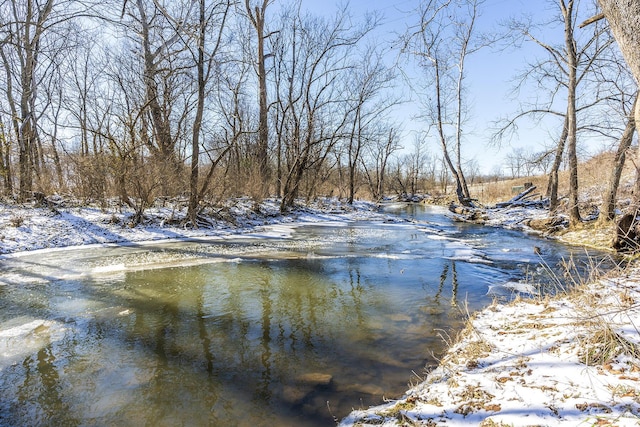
[347,108,362,204]
[561,0,582,226]
[433,58,470,206]
[246,0,271,199]
[455,14,473,202]
[603,92,638,220]
[18,119,34,200]
[256,15,270,198]
[187,0,207,227]
[0,123,11,195]
[547,115,568,213]
[597,1,640,92]
[136,0,177,187]
[12,0,52,201]
[280,159,305,212]
[596,1,640,248]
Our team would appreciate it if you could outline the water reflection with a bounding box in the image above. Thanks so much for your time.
[0,204,611,426]
[435,261,459,306]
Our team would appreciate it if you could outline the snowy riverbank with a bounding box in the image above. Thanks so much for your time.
[339,266,640,426]
[0,197,384,255]
[1,198,638,426]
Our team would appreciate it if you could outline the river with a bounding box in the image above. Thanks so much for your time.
[0,204,608,426]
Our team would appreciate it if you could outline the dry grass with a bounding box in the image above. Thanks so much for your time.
[557,221,617,251]
[470,175,549,206]
[469,150,636,208]
[478,420,513,427]
[578,324,640,366]
[566,262,640,366]
[9,215,25,227]
[454,385,496,415]
[377,397,419,418]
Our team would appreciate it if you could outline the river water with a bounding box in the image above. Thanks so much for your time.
[0,204,608,426]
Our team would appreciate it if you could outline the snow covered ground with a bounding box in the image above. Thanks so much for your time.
[0,197,383,255]
[1,198,639,426]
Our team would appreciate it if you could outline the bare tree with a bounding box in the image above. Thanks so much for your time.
[57,30,109,200]
[528,148,555,175]
[361,126,401,201]
[102,50,153,215]
[0,0,54,200]
[270,4,375,212]
[603,91,638,220]
[185,0,233,225]
[505,147,527,179]
[344,44,397,204]
[496,0,626,221]
[402,0,487,206]
[244,0,273,198]
[119,0,191,196]
[562,0,582,225]
[406,134,428,196]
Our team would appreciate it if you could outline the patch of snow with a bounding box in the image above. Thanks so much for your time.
[0,198,385,256]
[487,280,539,297]
[91,264,127,274]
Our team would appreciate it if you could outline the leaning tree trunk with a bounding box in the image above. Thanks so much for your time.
[598,2,640,197]
[603,92,638,220]
[547,115,568,213]
[598,0,640,123]
[597,1,640,249]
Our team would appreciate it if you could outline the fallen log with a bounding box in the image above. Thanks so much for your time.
[449,210,489,223]
[448,202,488,223]
[495,185,537,208]
[501,197,549,209]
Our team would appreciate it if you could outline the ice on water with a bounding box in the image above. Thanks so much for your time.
[0,318,66,369]
[487,281,539,297]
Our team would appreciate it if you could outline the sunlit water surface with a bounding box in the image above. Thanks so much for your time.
[0,204,610,426]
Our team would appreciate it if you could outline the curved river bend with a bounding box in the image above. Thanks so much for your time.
[0,204,608,426]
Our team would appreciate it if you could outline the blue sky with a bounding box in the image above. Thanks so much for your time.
[298,0,619,176]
